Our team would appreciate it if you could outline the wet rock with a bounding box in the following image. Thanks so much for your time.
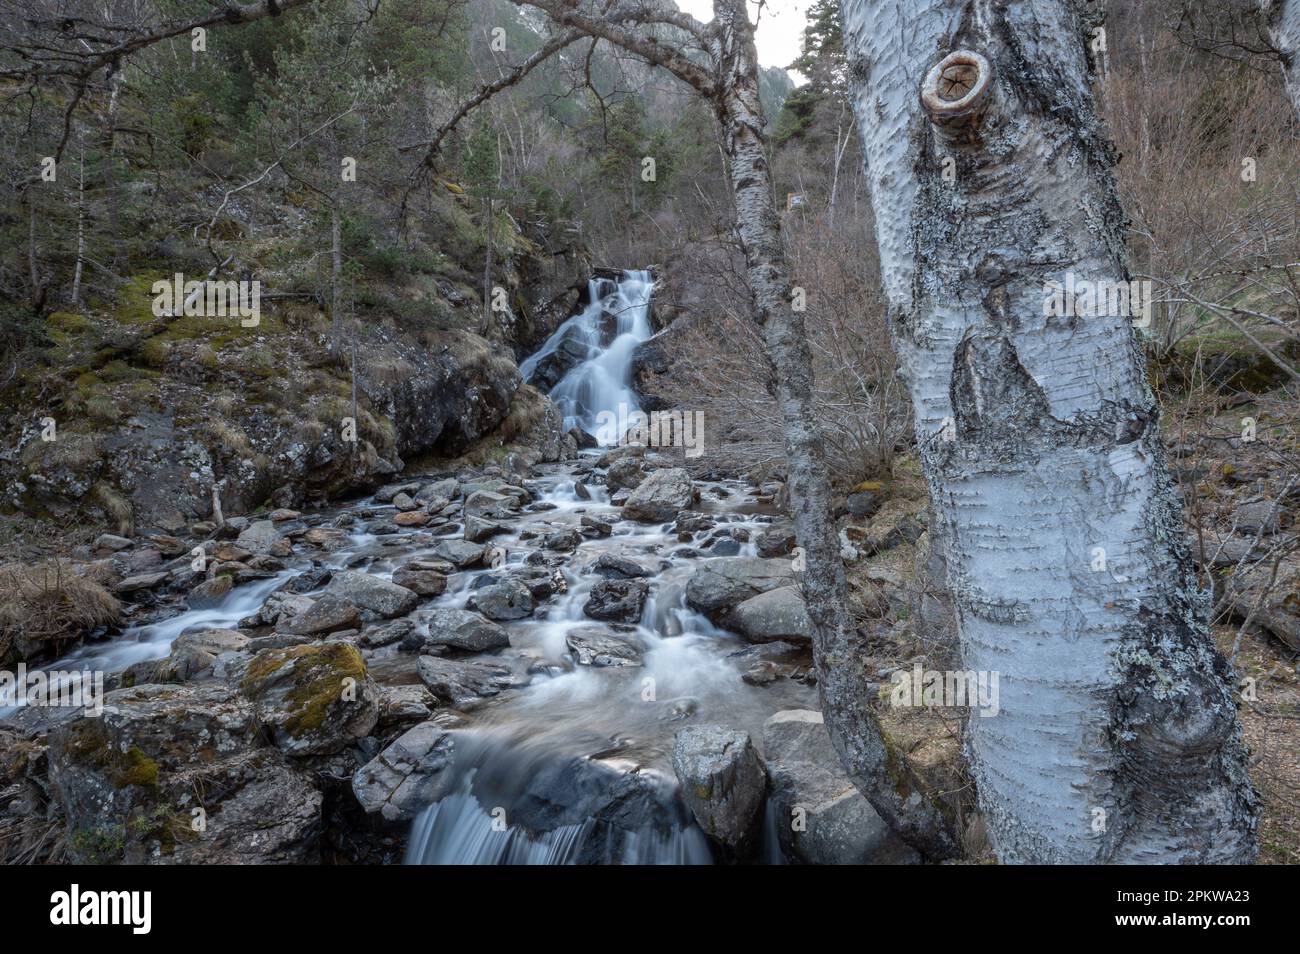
[430,539,486,569]
[763,710,919,864]
[596,444,647,468]
[258,590,315,626]
[416,655,524,709]
[375,481,421,504]
[235,519,280,555]
[671,725,766,857]
[391,565,448,597]
[464,490,518,518]
[464,515,508,543]
[574,481,591,500]
[113,571,170,594]
[391,492,419,512]
[623,468,695,522]
[543,528,582,552]
[377,684,436,729]
[360,618,416,649]
[49,684,322,863]
[685,557,797,626]
[282,595,362,636]
[580,515,612,536]
[592,553,658,579]
[583,578,649,623]
[393,511,431,528]
[570,428,598,450]
[352,721,455,822]
[424,608,512,652]
[606,458,647,494]
[755,526,797,558]
[566,626,645,667]
[708,538,741,556]
[418,478,459,503]
[303,527,346,549]
[187,574,233,608]
[240,642,379,756]
[468,579,535,621]
[508,566,565,599]
[324,570,418,619]
[675,512,715,534]
[742,662,781,686]
[610,488,631,506]
[732,586,814,645]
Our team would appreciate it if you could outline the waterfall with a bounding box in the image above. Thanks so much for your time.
[519,269,654,436]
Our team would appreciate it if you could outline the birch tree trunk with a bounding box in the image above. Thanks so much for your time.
[1262,0,1300,120]
[841,0,1257,863]
[709,0,957,860]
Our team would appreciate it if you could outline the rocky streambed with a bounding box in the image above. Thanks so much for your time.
[0,445,919,865]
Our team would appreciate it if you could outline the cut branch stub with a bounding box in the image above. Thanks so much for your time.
[921,50,993,134]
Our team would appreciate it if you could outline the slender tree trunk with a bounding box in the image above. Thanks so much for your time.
[71,138,86,308]
[330,129,343,354]
[709,0,958,860]
[841,0,1257,862]
[27,191,43,311]
[483,192,494,334]
[1264,0,1300,120]
[102,61,124,264]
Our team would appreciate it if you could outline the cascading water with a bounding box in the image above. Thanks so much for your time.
[3,268,814,865]
[519,270,654,435]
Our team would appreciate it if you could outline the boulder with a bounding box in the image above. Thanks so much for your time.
[324,570,418,618]
[1224,557,1300,651]
[606,457,647,493]
[622,468,695,522]
[685,557,797,626]
[48,684,322,863]
[583,578,649,624]
[239,642,379,756]
[391,566,448,597]
[430,539,487,569]
[352,721,455,822]
[592,553,658,579]
[282,595,362,636]
[566,626,645,667]
[234,519,280,555]
[762,710,919,864]
[468,579,535,621]
[393,511,431,528]
[543,528,582,552]
[423,608,512,652]
[464,515,508,543]
[187,574,234,608]
[416,655,524,709]
[755,526,797,558]
[671,725,766,856]
[377,684,436,728]
[731,585,814,644]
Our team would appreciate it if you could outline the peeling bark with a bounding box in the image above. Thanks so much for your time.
[1262,0,1300,119]
[841,0,1257,863]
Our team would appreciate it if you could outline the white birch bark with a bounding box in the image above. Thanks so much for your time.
[841,0,1256,863]
[1261,0,1300,119]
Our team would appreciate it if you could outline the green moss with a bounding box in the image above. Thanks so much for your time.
[241,642,367,735]
[68,825,126,863]
[110,746,160,788]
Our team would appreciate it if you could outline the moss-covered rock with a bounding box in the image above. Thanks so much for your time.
[48,683,322,863]
[239,642,379,757]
